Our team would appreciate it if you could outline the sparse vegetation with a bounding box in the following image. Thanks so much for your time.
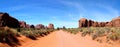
[20,28,54,40]
[63,28,80,34]
[0,27,20,46]
[64,27,120,42]
[0,27,54,46]
[1,26,120,46]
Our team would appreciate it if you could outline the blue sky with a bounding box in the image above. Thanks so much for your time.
[0,0,120,28]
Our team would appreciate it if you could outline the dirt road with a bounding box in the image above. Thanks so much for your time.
[19,30,112,47]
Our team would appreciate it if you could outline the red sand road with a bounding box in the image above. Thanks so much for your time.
[19,30,115,47]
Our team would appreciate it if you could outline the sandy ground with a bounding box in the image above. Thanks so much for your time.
[18,30,116,47]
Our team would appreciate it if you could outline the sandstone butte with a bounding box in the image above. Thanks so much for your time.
[79,16,120,28]
[0,12,20,28]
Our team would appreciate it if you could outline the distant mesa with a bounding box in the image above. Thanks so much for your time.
[79,16,120,28]
[0,12,20,28]
[0,12,55,29]
[35,24,45,29]
[19,21,55,29]
[19,21,32,28]
[19,21,54,29]
[79,18,88,27]
[48,23,54,29]
[3,12,120,28]
[19,21,27,28]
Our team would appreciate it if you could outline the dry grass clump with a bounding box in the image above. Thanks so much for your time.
[0,27,54,47]
[20,28,54,40]
[64,27,120,41]
[107,28,120,41]
[64,28,80,34]
[0,27,20,47]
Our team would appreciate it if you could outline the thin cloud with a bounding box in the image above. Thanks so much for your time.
[60,0,86,13]
[60,0,86,20]
[98,4,119,17]
[91,4,120,22]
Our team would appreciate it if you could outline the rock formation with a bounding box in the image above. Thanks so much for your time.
[79,18,88,28]
[30,25,35,28]
[87,20,93,27]
[78,16,120,28]
[0,12,20,28]
[19,21,26,28]
[26,24,30,28]
[111,16,120,27]
[48,23,54,29]
[19,21,32,28]
[35,24,45,29]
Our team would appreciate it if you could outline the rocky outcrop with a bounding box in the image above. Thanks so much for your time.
[87,20,93,27]
[78,16,120,28]
[26,24,30,28]
[35,24,45,29]
[105,22,112,27]
[98,22,105,27]
[0,13,20,28]
[48,23,54,29]
[19,21,26,28]
[111,16,120,27]
[19,21,32,28]
[30,25,35,28]
[79,18,88,28]
[93,22,99,27]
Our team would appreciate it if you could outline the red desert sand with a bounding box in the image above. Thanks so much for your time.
[7,30,120,47]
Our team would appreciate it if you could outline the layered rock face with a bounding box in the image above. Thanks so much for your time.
[79,16,120,28]
[111,17,120,27]
[0,13,20,28]
[48,23,54,29]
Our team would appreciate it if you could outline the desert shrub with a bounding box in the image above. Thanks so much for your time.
[57,27,60,30]
[65,28,79,34]
[81,29,88,37]
[107,28,120,40]
[95,30,105,37]
[91,34,97,40]
[0,27,20,46]
[20,28,54,40]
[81,28,93,37]
[78,28,83,32]
[108,34,118,40]
[20,30,37,40]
